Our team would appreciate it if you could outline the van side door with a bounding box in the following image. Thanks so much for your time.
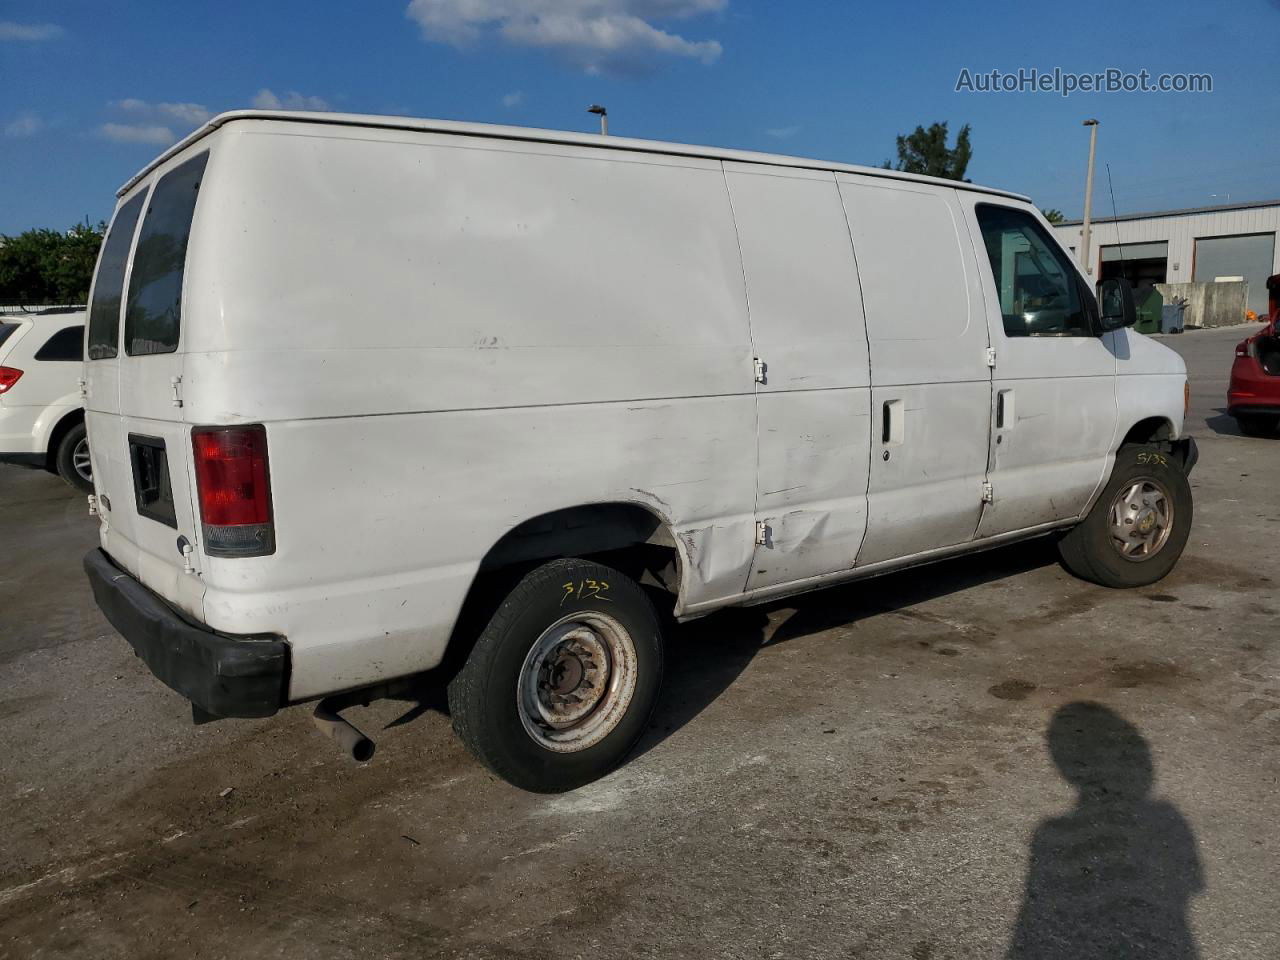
[725,164,873,593]
[837,176,993,566]
[960,200,1118,537]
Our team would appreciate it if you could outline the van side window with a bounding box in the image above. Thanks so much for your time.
[34,326,86,361]
[86,191,147,360]
[124,151,209,356]
[975,204,1093,338]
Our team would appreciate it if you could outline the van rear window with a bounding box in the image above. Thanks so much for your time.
[124,151,209,356]
[0,322,19,349]
[86,191,147,360]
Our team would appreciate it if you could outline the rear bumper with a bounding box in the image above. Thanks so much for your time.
[83,548,289,719]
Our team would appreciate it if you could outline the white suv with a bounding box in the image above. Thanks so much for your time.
[0,308,92,492]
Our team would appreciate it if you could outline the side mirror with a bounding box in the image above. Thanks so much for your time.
[1096,277,1137,332]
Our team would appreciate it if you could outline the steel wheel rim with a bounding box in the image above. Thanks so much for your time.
[1108,477,1174,562]
[72,437,92,483]
[517,611,638,753]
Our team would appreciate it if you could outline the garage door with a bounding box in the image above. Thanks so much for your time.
[1194,233,1276,315]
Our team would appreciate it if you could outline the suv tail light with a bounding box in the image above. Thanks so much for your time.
[0,366,23,394]
[1236,341,1250,358]
[191,425,275,557]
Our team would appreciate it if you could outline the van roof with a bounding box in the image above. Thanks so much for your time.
[119,110,1032,204]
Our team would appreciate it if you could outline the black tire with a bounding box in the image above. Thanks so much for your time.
[54,422,93,493]
[1236,413,1278,438]
[1057,444,1192,588]
[448,558,664,793]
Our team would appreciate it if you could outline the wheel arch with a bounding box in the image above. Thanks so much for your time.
[440,500,688,677]
[1118,416,1174,449]
[43,407,86,472]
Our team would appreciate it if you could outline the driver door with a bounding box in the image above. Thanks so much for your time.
[961,200,1119,538]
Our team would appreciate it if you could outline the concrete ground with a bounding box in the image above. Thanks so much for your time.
[2,326,1277,959]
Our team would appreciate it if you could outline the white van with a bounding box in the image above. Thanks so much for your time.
[83,111,1196,791]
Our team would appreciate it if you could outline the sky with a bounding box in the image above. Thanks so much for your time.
[3,0,1279,234]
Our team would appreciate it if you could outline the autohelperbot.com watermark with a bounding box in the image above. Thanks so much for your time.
[955,67,1212,97]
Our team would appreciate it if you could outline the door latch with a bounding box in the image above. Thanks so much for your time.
[170,375,183,408]
[981,481,994,504]
[77,377,87,400]
[985,347,997,368]
[753,357,768,384]
[755,521,771,546]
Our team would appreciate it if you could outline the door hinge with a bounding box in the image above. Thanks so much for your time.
[755,521,771,546]
[981,481,994,504]
[77,377,87,400]
[753,357,768,384]
[985,347,997,368]
[170,375,183,408]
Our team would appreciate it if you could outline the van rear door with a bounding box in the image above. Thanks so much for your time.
[87,151,210,617]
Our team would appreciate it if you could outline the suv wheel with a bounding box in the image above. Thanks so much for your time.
[54,422,93,493]
[1057,444,1192,588]
[448,558,664,793]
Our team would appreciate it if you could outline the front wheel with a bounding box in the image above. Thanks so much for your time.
[54,422,93,493]
[448,558,664,792]
[1057,445,1192,588]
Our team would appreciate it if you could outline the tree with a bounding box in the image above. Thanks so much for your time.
[1041,208,1066,224]
[883,121,972,181]
[0,222,105,305]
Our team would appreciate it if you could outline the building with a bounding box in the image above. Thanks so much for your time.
[1053,199,1280,317]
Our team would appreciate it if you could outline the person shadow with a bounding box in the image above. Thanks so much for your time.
[1007,702,1204,959]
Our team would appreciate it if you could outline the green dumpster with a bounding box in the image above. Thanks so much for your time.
[1133,286,1163,334]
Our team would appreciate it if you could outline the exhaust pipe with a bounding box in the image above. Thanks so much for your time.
[312,698,375,762]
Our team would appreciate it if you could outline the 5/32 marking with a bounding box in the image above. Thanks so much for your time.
[1136,452,1169,467]
[561,579,611,605]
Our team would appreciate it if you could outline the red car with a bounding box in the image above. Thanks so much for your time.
[1228,274,1280,437]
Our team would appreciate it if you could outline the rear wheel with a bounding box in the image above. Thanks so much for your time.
[448,558,664,793]
[1057,444,1192,588]
[1236,413,1278,438]
[54,422,93,493]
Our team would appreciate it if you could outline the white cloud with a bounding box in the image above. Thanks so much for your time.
[4,112,44,138]
[252,88,331,111]
[0,21,63,41]
[406,0,726,72]
[765,125,800,139]
[501,90,525,108]
[116,98,212,126]
[100,123,176,146]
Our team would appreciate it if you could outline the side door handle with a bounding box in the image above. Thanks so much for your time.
[996,389,1014,429]
[882,399,905,445]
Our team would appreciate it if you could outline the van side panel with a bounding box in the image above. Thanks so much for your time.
[186,124,757,699]
[722,164,873,591]
[838,177,992,564]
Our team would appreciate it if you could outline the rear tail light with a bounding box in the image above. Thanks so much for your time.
[1236,341,1249,357]
[191,425,275,557]
[0,366,23,394]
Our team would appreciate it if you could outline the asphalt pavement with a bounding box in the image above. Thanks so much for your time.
[1,325,1277,959]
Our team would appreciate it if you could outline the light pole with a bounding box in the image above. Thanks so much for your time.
[1080,119,1099,276]
[587,104,608,136]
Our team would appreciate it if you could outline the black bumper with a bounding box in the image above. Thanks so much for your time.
[83,548,289,719]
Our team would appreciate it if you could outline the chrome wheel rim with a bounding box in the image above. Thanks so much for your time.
[517,612,638,753]
[72,437,92,484]
[1108,477,1174,562]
